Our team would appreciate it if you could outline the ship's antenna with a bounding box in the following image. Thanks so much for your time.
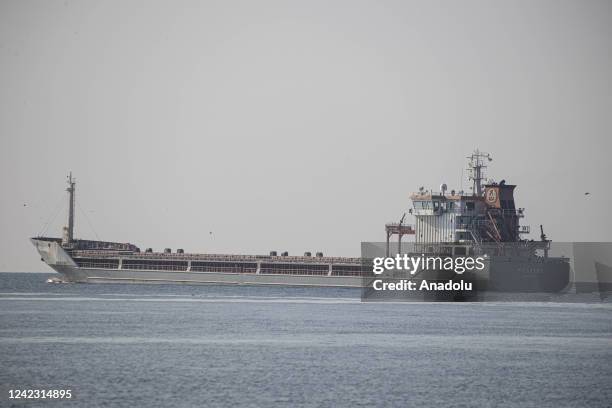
[466,149,492,196]
[66,172,76,243]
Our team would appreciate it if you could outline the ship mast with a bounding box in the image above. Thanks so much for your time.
[467,149,492,196]
[66,172,76,243]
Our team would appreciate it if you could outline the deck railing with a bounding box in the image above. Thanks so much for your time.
[76,262,119,269]
[71,251,360,264]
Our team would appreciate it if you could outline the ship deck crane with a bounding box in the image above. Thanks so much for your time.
[385,213,415,256]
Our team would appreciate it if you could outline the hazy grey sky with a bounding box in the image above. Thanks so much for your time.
[1,0,611,272]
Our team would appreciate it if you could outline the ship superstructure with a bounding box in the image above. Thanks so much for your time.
[383,150,569,293]
[412,150,526,244]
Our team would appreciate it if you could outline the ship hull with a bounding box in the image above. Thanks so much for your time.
[50,264,363,287]
[32,238,586,294]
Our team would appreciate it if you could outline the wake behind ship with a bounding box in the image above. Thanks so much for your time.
[32,151,572,291]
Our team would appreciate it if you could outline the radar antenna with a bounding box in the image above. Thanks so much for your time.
[466,149,492,196]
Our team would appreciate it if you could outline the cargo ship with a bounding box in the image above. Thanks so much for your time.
[31,150,571,291]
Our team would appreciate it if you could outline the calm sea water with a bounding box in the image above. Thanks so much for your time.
[1,273,611,408]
